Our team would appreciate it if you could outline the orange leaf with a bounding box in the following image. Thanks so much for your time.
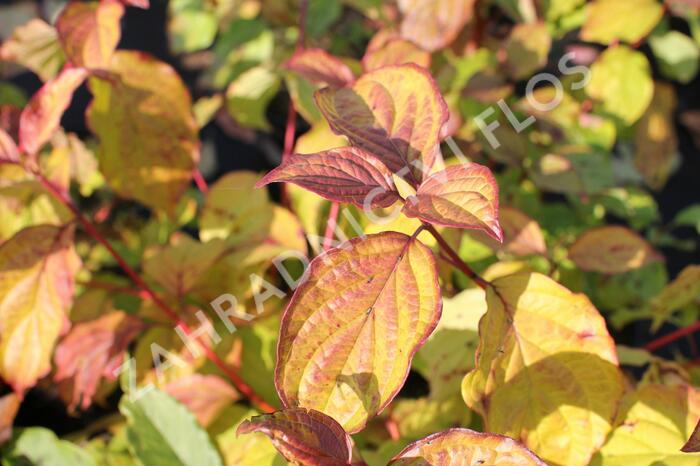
[237,408,354,465]
[56,0,124,68]
[19,67,88,157]
[316,64,448,186]
[389,428,546,465]
[163,374,238,427]
[403,163,503,241]
[569,226,662,274]
[276,232,441,433]
[257,147,401,208]
[398,0,477,52]
[285,48,355,88]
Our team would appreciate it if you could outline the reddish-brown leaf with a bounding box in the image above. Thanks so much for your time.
[403,163,503,241]
[257,147,401,208]
[120,0,149,7]
[363,32,431,71]
[54,311,144,410]
[390,428,546,465]
[0,393,20,444]
[569,226,663,274]
[316,64,448,186]
[682,420,700,453]
[19,67,88,157]
[0,129,20,164]
[285,48,355,88]
[56,0,124,68]
[163,374,238,427]
[398,0,477,52]
[237,408,354,465]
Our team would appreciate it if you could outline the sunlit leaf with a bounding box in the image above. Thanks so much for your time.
[56,0,124,68]
[0,19,66,81]
[276,232,441,433]
[163,374,238,427]
[591,383,700,465]
[54,311,144,411]
[258,148,400,208]
[0,225,80,392]
[362,33,431,71]
[473,206,547,256]
[316,64,448,185]
[237,408,354,465]
[581,0,664,45]
[225,66,280,131]
[398,0,477,52]
[403,163,503,241]
[463,273,624,466]
[19,67,88,157]
[389,428,546,465]
[87,51,199,213]
[586,46,653,125]
[2,427,95,466]
[390,395,471,441]
[285,48,355,87]
[569,226,662,274]
[650,31,700,84]
[168,0,217,54]
[119,388,223,466]
[650,265,700,331]
[634,82,679,190]
[503,22,551,80]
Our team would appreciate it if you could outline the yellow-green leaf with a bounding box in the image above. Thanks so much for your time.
[503,22,552,80]
[0,225,80,392]
[87,51,199,213]
[389,428,546,465]
[650,265,700,331]
[462,272,624,466]
[316,64,448,185]
[581,0,664,45]
[568,226,662,274]
[0,19,66,81]
[276,232,441,433]
[591,383,700,465]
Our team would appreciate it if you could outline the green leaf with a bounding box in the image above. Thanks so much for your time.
[119,388,224,466]
[225,66,280,131]
[650,31,700,84]
[168,0,218,53]
[2,427,95,466]
[673,204,700,234]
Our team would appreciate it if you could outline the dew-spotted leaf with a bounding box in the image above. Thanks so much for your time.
[389,428,546,465]
[87,51,199,213]
[257,147,401,208]
[276,231,441,433]
[398,0,477,52]
[402,163,503,241]
[56,0,124,68]
[54,310,144,411]
[19,67,89,157]
[0,225,81,393]
[315,64,448,186]
[462,272,624,466]
[569,226,662,274]
[237,408,354,465]
[285,48,355,88]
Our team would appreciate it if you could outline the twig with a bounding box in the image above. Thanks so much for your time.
[423,223,490,290]
[645,321,700,352]
[32,169,276,413]
[193,169,209,194]
[322,202,340,251]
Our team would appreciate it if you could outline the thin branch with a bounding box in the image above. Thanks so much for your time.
[192,169,209,194]
[322,202,340,251]
[423,223,490,290]
[32,169,276,413]
[645,321,700,352]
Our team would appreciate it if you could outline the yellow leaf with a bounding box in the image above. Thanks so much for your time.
[462,272,624,466]
[591,383,700,465]
[0,225,80,392]
[650,265,700,331]
[569,226,662,274]
[276,232,441,433]
[582,0,664,45]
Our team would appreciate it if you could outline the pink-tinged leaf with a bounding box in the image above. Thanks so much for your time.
[363,33,431,71]
[19,67,88,157]
[163,374,238,427]
[569,226,663,274]
[472,206,546,256]
[237,408,354,465]
[0,225,81,393]
[56,0,124,68]
[315,64,448,186]
[398,0,477,52]
[120,0,149,7]
[682,420,700,452]
[257,147,401,208]
[0,129,20,164]
[0,19,66,82]
[389,428,546,465]
[54,311,144,411]
[0,393,20,444]
[276,232,441,433]
[403,163,502,241]
[285,48,355,88]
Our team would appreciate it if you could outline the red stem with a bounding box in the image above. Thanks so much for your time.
[283,102,297,161]
[645,321,700,352]
[193,169,209,194]
[33,170,275,413]
[423,224,489,290]
[322,202,340,251]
